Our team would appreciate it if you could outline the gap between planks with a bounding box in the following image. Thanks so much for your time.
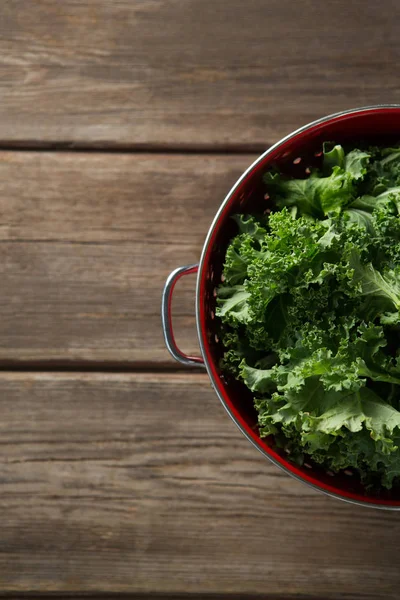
[0,141,272,155]
[0,592,322,600]
[0,359,204,374]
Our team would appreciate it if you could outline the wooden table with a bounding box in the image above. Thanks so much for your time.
[1,2,400,598]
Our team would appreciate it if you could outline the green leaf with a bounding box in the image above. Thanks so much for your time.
[304,387,400,457]
[322,145,370,180]
[343,208,375,234]
[323,142,345,173]
[232,214,267,240]
[223,245,248,285]
[380,311,400,326]
[264,168,354,218]
[349,195,380,212]
[218,142,400,489]
[348,249,400,312]
[241,363,276,394]
[344,149,370,180]
[216,285,250,325]
[375,186,400,203]
[381,147,400,165]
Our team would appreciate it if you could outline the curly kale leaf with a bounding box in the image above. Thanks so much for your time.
[217,142,400,489]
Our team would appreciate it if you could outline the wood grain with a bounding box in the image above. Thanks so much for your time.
[0,370,398,598]
[1,0,400,148]
[0,150,255,365]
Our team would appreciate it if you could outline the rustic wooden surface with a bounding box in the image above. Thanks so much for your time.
[0,371,400,599]
[1,0,400,150]
[0,151,254,366]
[1,1,400,599]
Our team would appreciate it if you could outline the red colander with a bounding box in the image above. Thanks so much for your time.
[162,105,400,509]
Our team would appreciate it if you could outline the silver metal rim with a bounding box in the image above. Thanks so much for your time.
[195,104,400,510]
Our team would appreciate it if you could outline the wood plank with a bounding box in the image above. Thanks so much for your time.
[0,150,255,365]
[0,370,399,597]
[1,0,400,148]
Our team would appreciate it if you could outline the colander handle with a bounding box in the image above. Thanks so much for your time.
[162,264,205,367]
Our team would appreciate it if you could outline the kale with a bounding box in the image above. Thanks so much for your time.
[216,142,400,489]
